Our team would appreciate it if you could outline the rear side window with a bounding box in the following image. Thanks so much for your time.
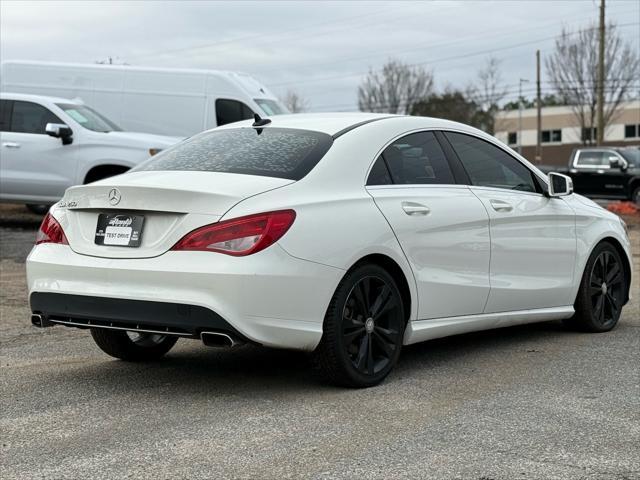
[0,100,12,131]
[9,101,63,134]
[216,99,254,126]
[367,131,455,185]
[445,132,538,193]
[575,151,608,167]
[135,128,333,180]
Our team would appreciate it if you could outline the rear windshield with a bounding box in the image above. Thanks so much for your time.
[134,127,332,180]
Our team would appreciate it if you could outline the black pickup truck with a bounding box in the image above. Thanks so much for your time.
[540,147,640,204]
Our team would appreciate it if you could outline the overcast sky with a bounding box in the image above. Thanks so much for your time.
[1,0,639,111]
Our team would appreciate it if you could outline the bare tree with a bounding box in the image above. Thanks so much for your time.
[468,57,507,134]
[546,23,639,145]
[280,89,310,113]
[358,59,434,114]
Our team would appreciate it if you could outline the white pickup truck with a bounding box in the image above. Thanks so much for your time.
[0,93,181,213]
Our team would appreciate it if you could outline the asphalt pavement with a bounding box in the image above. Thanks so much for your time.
[1,204,639,479]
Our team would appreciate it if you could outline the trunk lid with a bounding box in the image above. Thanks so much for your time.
[59,171,293,259]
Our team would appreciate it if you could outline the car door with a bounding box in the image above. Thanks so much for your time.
[443,131,576,313]
[0,100,78,202]
[366,131,491,320]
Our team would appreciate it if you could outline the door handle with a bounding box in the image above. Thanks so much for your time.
[402,201,430,216]
[489,199,513,212]
[2,142,20,148]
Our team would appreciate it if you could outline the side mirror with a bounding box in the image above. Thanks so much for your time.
[548,172,573,197]
[608,156,627,170]
[45,123,73,145]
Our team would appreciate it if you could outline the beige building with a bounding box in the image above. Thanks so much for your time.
[495,100,640,166]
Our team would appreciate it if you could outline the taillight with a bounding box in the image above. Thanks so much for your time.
[172,210,296,256]
[36,213,68,245]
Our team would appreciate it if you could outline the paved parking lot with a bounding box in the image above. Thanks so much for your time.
[1,204,639,479]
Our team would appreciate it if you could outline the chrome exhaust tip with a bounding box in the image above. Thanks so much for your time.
[200,331,239,348]
[31,314,53,328]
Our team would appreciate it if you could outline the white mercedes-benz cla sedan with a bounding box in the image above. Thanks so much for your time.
[27,113,633,387]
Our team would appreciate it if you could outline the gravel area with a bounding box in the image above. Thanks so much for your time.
[1,203,639,479]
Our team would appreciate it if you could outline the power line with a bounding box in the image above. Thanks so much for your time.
[256,6,640,77]
[268,22,639,89]
[127,6,402,61]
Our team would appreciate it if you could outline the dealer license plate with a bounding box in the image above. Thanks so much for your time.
[95,214,145,247]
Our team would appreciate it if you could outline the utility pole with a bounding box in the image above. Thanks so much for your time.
[518,78,529,155]
[535,50,542,164]
[596,0,605,145]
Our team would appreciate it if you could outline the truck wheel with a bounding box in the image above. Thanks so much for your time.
[564,242,626,333]
[633,186,640,205]
[26,204,51,215]
[90,328,178,361]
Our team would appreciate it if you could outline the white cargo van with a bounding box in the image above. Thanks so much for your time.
[0,61,288,137]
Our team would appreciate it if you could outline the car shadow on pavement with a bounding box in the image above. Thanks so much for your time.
[44,320,575,395]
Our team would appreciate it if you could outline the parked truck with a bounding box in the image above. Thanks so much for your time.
[0,93,181,212]
[539,147,640,204]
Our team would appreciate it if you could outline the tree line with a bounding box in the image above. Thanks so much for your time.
[283,21,638,144]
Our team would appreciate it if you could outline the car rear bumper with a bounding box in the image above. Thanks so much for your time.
[27,243,344,350]
[30,292,250,341]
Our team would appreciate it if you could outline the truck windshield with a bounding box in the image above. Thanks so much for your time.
[254,99,288,116]
[56,104,122,133]
[619,149,639,167]
[133,128,332,180]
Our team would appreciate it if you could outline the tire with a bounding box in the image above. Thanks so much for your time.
[90,328,178,361]
[565,242,627,332]
[311,263,406,388]
[633,186,640,206]
[26,204,51,215]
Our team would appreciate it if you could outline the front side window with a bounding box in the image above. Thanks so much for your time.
[10,101,62,134]
[216,99,254,126]
[445,132,538,193]
[134,127,332,181]
[619,148,639,167]
[56,103,121,132]
[575,151,607,167]
[367,131,455,186]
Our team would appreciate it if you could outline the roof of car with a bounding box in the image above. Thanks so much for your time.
[215,112,479,138]
[0,92,81,104]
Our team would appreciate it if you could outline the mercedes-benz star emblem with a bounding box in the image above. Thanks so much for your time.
[108,188,121,206]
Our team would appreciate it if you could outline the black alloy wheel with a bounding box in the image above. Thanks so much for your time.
[311,263,405,388]
[342,276,403,376]
[567,242,627,332]
[587,250,624,328]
